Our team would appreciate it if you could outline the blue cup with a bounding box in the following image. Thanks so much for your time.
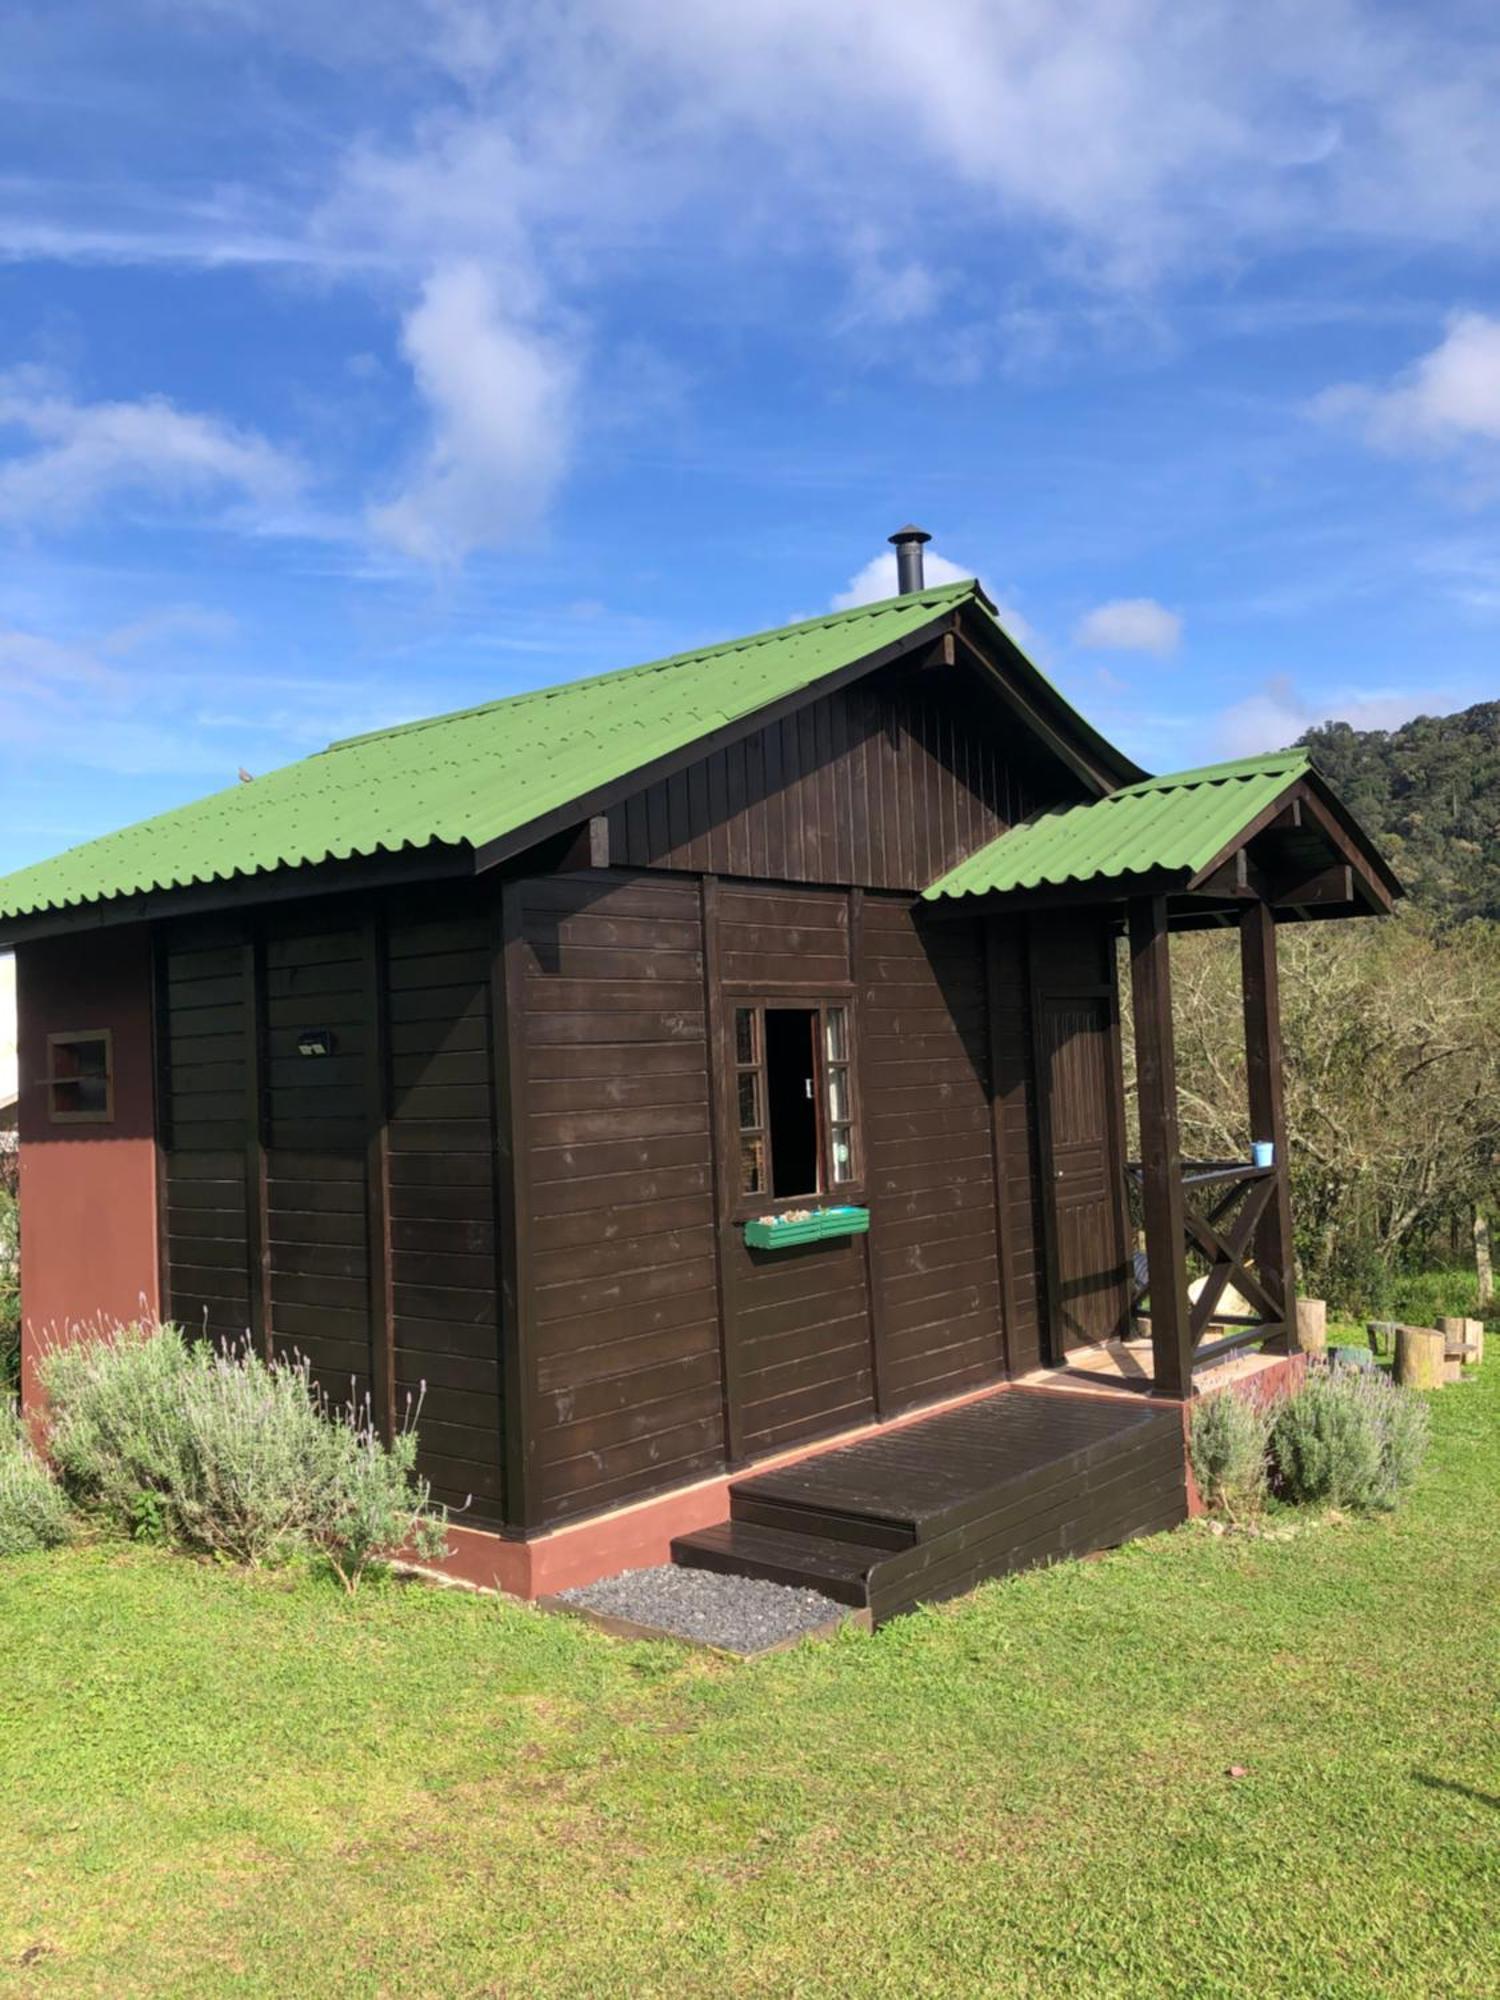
[1252,1140,1274,1168]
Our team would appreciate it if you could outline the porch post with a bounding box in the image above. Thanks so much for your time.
[1239,899,1298,1352]
[1127,896,1193,1398]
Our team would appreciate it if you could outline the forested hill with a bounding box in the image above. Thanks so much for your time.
[1298,700,1500,922]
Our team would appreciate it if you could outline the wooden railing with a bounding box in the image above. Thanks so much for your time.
[1127,1159,1290,1368]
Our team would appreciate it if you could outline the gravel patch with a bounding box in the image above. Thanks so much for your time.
[556,1564,845,1653]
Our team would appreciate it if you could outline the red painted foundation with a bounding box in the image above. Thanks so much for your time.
[17,926,160,1409]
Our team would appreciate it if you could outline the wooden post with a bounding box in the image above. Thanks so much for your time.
[1240,900,1297,1351]
[1395,1324,1445,1390]
[1128,897,1192,1399]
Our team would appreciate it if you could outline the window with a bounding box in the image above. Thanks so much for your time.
[732,1000,858,1203]
[47,1030,114,1124]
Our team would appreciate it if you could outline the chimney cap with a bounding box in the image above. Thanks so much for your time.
[888,523,932,547]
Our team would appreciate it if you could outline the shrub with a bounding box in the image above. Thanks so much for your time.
[1270,1368,1431,1513]
[0,1399,71,1556]
[1189,1391,1271,1517]
[41,1323,448,1589]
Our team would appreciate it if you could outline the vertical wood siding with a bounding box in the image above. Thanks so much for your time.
[514,872,726,1525]
[986,920,1047,1374]
[860,898,1005,1406]
[606,676,1042,889]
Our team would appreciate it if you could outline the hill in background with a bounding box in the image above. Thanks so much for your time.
[1298,699,1500,922]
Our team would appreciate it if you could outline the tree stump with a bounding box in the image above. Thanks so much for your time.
[1438,1316,1480,1368]
[1295,1297,1327,1356]
[1395,1324,1446,1390]
[1466,1317,1485,1368]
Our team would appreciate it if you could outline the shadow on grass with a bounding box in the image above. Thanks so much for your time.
[1412,1771,1500,1811]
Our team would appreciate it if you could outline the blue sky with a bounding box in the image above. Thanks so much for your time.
[1,1,1499,875]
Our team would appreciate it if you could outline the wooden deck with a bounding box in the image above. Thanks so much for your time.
[671,1385,1188,1626]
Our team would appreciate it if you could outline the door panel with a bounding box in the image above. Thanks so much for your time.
[1031,918,1130,1357]
[1038,996,1128,1350]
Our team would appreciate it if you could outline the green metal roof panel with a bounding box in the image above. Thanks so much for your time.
[923,751,1314,901]
[0,581,981,923]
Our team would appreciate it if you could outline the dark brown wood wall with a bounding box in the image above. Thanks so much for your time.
[161,926,255,1344]
[986,920,1047,1375]
[860,898,1004,1407]
[606,675,1043,891]
[158,889,506,1524]
[384,904,505,1517]
[511,873,726,1525]
[712,885,875,1461]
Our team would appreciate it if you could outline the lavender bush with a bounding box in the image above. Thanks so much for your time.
[1270,1367,1431,1513]
[1189,1390,1272,1518]
[0,1399,71,1556]
[41,1322,448,1588]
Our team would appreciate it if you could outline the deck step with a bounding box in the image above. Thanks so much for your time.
[670,1520,884,1606]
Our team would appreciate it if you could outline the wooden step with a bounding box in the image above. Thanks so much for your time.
[670,1520,885,1606]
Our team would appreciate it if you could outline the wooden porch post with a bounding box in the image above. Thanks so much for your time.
[1128,897,1193,1399]
[1239,899,1298,1352]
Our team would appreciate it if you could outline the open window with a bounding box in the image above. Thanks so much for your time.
[732,1000,858,1205]
[47,1030,114,1124]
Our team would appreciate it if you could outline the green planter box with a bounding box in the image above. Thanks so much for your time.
[743,1206,870,1250]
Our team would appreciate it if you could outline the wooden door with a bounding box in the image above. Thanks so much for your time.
[1032,922,1130,1356]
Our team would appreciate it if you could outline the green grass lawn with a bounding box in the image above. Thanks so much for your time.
[3,1357,1497,1999]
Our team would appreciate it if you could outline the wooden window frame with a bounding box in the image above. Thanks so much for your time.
[46,1028,115,1125]
[726,990,863,1219]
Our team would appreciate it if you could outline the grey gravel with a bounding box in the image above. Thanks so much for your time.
[556,1563,844,1653]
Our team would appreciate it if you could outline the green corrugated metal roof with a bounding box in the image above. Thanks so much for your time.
[0,580,994,924]
[923,751,1315,901]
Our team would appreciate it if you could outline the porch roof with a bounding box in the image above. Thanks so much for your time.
[921,749,1402,915]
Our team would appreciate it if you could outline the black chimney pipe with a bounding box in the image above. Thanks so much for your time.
[889,523,932,595]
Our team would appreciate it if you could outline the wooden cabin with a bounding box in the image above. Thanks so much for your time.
[0,534,1401,1616]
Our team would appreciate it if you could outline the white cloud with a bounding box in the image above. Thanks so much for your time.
[832,548,975,610]
[1216,673,1439,756]
[368,261,576,565]
[1315,312,1500,455]
[830,547,1041,655]
[1073,596,1182,656]
[0,369,302,530]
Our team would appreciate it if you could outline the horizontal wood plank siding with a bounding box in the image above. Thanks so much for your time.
[607,674,1029,890]
[861,898,1005,1407]
[385,893,505,1520]
[160,891,508,1526]
[515,871,726,1525]
[715,885,875,1458]
[262,917,375,1416]
[161,920,253,1343]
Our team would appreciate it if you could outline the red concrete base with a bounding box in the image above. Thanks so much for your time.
[412,1374,1024,1600]
[1182,1349,1308,1517]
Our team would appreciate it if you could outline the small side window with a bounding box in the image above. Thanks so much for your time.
[47,1030,114,1124]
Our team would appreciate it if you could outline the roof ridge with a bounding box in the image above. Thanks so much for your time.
[1110,749,1311,798]
[324,577,980,754]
